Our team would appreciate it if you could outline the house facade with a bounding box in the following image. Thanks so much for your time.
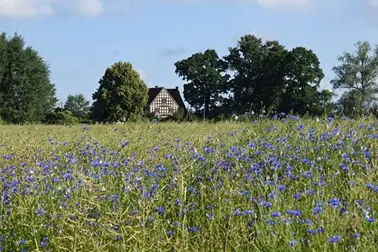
[147,86,185,117]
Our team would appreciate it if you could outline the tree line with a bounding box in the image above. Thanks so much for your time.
[0,32,378,124]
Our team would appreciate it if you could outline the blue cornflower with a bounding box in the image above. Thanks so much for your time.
[328,198,341,208]
[313,203,323,215]
[278,184,287,191]
[329,235,342,243]
[271,212,281,218]
[36,208,46,216]
[156,206,165,215]
[366,217,375,223]
[287,209,302,217]
[289,240,298,247]
[187,226,201,233]
[40,237,49,247]
[206,211,215,220]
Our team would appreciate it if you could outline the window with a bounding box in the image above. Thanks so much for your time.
[168,107,174,114]
[161,98,167,104]
[154,107,159,114]
[160,107,168,115]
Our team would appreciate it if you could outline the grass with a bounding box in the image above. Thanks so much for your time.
[0,117,377,251]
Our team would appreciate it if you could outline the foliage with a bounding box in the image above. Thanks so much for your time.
[44,108,79,125]
[172,107,186,121]
[224,35,328,115]
[225,36,288,114]
[332,41,378,109]
[278,47,327,115]
[0,32,57,124]
[64,94,91,120]
[336,89,366,117]
[91,61,148,123]
[174,49,229,118]
[0,117,378,251]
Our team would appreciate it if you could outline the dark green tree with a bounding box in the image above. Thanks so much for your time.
[174,49,229,118]
[44,107,79,125]
[225,34,328,115]
[331,41,378,108]
[336,89,365,116]
[224,35,270,114]
[0,32,57,124]
[91,61,148,122]
[64,94,90,119]
[278,46,327,114]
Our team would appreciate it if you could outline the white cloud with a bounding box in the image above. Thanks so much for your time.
[368,0,378,8]
[163,0,315,8]
[0,0,315,18]
[256,0,314,8]
[0,0,133,18]
[76,0,103,17]
[0,0,54,18]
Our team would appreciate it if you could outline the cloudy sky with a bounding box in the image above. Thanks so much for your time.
[0,0,377,103]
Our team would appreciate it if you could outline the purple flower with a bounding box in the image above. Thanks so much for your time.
[328,198,341,208]
[329,235,342,243]
[271,212,281,218]
[40,237,49,247]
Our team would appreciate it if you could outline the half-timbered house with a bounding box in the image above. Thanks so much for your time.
[147,86,186,117]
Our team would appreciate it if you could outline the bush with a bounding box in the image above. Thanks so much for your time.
[44,109,79,125]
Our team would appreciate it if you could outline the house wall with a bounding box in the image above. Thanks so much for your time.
[149,89,179,117]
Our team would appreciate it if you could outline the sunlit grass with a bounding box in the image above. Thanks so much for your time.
[0,117,377,251]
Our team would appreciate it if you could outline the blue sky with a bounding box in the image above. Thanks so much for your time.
[0,0,377,105]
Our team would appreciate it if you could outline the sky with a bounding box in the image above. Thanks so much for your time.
[1,0,378,105]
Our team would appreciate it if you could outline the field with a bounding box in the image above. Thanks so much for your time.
[0,117,377,251]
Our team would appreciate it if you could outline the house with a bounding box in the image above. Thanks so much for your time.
[147,86,186,117]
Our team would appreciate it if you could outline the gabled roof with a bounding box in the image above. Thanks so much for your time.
[148,86,186,108]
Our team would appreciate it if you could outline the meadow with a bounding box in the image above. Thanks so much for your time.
[0,116,377,251]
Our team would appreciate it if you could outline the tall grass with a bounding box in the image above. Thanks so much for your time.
[0,117,377,251]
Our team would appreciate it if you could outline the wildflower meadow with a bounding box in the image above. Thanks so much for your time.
[0,116,377,251]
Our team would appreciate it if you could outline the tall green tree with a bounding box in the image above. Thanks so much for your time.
[174,49,229,118]
[336,89,365,116]
[0,32,57,124]
[331,41,378,108]
[278,46,327,114]
[64,94,90,119]
[225,35,271,113]
[225,35,327,115]
[91,61,148,122]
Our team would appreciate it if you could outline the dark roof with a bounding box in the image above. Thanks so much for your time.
[148,87,163,104]
[148,87,186,108]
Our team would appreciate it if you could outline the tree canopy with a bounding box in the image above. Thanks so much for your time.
[0,32,57,123]
[174,49,229,118]
[175,34,330,117]
[91,61,148,122]
[64,94,90,119]
[332,41,378,111]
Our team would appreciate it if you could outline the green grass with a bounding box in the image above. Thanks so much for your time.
[0,118,377,251]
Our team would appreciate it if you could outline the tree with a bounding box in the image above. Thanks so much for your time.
[64,94,90,119]
[44,107,79,125]
[331,41,378,108]
[0,32,57,124]
[91,61,148,122]
[336,89,365,116]
[225,34,326,115]
[225,35,272,114]
[174,49,229,118]
[278,46,327,115]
